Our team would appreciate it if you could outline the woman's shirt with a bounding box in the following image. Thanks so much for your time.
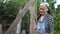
[37,16,49,34]
[37,20,45,34]
[36,13,54,34]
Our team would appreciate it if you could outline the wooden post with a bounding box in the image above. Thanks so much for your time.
[29,1,36,34]
[0,24,2,34]
[16,19,22,34]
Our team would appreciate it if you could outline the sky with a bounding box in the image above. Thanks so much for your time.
[56,0,60,5]
[54,0,60,8]
[44,0,60,8]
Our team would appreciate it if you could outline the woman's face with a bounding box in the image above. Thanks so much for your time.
[39,4,48,15]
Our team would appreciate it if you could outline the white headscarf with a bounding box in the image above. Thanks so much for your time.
[40,2,50,8]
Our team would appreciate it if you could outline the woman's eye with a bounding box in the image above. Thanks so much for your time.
[40,8,44,10]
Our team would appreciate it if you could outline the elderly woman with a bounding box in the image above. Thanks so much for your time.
[35,2,54,34]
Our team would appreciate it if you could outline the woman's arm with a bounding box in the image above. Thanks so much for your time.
[49,17,54,34]
[34,25,37,30]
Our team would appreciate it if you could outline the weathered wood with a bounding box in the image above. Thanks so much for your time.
[5,0,35,34]
[29,1,36,34]
[0,24,2,34]
[21,30,26,34]
[16,19,22,34]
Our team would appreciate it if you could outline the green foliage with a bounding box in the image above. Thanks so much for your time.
[21,11,30,34]
[0,0,28,32]
[0,0,28,19]
[36,0,41,16]
[56,5,60,13]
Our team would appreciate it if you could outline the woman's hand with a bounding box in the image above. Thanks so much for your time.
[50,32,54,34]
[34,25,37,31]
